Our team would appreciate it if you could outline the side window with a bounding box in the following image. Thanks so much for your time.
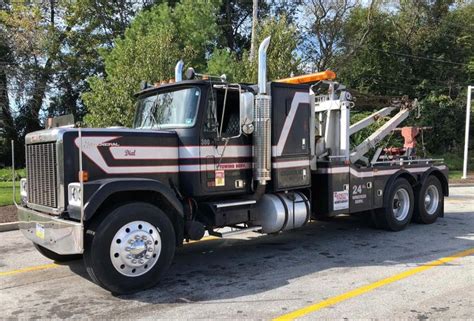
[222,108,240,137]
[204,89,219,134]
[203,88,240,137]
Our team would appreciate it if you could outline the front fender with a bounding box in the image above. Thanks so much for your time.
[70,178,184,221]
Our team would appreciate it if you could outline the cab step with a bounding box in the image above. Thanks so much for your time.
[209,225,262,238]
[202,199,257,227]
[213,200,256,208]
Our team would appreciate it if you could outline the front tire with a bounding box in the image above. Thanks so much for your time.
[413,175,443,224]
[34,243,82,262]
[83,202,176,294]
[375,178,414,231]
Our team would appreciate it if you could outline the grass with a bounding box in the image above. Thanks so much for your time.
[0,167,23,206]
[449,171,463,180]
[431,152,473,180]
[0,181,20,207]
[0,167,26,182]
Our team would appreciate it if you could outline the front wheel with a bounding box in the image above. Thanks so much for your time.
[375,178,414,231]
[83,202,176,294]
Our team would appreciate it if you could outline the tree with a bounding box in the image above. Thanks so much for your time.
[338,1,472,99]
[217,0,267,55]
[300,0,376,72]
[1,4,56,136]
[0,24,16,165]
[337,1,473,155]
[83,0,220,127]
[207,15,300,83]
[0,0,141,164]
[249,0,258,61]
[46,0,139,121]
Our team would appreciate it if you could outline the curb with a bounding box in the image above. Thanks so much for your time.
[0,222,19,232]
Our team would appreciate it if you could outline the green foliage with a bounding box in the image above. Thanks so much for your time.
[416,94,467,154]
[207,49,242,81]
[339,1,473,157]
[349,111,403,154]
[2,0,473,166]
[207,15,300,83]
[246,16,301,82]
[436,153,466,171]
[1,0,139,165]
[83,0,219,127]
[0,167,26,182]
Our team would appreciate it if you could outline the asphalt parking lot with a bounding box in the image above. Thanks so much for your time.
[1,185,473,319]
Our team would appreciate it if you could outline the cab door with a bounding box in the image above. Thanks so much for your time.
[199,86,252,196]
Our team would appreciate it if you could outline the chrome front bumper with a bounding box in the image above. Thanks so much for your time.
[17,205,83,255]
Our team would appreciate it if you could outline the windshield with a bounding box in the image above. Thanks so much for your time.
[133,87,201,129]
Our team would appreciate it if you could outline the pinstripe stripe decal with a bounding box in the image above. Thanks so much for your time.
[76,136,252,174]
[272,160,310,169]
[316,165,446,178]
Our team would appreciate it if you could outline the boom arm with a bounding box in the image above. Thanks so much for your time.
[350,108,410,163]
[312,82,416,164]
[349,107,395,136]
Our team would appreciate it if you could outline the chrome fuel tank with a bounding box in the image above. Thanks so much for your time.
[254,191,310,233]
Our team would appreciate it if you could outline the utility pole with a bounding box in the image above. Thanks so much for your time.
[462,85,472,179]
[249,0,258,61]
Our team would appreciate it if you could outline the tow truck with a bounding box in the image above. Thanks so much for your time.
[14,37,448,294]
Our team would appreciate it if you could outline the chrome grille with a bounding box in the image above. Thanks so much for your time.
[26,142,58,208]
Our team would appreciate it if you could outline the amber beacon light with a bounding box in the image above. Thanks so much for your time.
[276,70,336,84]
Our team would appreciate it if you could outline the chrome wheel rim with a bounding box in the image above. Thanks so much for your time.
[392,188,410,221]
[110,220,161,277]
[424,185,439,215]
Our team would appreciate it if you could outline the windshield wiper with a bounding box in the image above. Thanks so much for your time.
[143,97,161,129]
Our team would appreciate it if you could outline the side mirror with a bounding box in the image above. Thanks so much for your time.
[240,92,254,135]
[185,67,195,80]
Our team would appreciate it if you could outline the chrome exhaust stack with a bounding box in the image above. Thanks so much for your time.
[258,37,271,94]
[254,37,272,185]
[175,60,184,82]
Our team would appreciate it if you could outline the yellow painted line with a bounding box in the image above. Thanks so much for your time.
[0,263,58,277]
[0,236,219,277]
[274,247,474,321]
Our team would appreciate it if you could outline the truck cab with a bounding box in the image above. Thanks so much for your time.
[133,80,254,198]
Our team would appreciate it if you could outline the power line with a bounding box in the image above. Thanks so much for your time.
[370,48,469,67]
[336,40,470,67]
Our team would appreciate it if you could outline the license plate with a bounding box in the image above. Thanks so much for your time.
[35,223,45,239]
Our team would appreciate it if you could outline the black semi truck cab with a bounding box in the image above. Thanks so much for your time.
[16,37,448,294]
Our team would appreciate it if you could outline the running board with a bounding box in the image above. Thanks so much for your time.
[214,200,256,208]
[208,226,262,238]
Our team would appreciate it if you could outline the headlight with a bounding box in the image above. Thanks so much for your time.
[20,178,27,200]
[68,183,82,207]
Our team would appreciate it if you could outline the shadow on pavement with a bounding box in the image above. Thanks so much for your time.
[66,211,474,306]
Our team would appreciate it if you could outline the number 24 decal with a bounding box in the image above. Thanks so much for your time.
[352,185,363,194]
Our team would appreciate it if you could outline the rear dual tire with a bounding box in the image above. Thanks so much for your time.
[373,175,443,231]
[83,202,176,294]
[374,178,414,231]
[413,175,443,224]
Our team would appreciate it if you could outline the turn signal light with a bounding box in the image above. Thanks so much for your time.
[79,170,89,182]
